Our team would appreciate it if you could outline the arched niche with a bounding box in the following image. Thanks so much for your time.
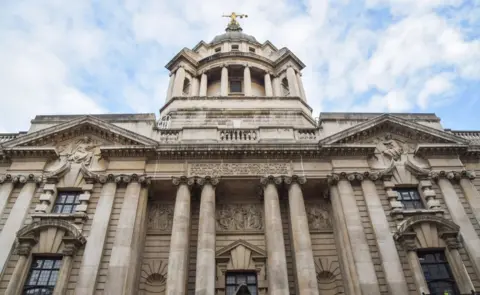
[215,240,267,295]
[139,259,168,295]
[314,257,343,295]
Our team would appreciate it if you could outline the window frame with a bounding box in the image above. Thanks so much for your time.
[417,249,460,295]
[225,270,258,295]
[215,47,221,53]
[229,77,243,94]
[52,191,81,214]
[231,44,240,51]
[393,187,425,210]
[23,256,62,295]
[249,47,256,53]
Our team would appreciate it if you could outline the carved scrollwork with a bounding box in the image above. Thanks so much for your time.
[196,176,220,186]
[283,175,306,185]
[306,204,332,231]
[0,174,43,184]
[216,204,263,231]
[147,204,174,232]
[259,175,282,187]
[172,176,195,186]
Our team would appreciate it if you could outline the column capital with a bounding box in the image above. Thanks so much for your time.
[283,175,306,186]
[441,232,462,250]
[244,62,250,68]
[0,174,42,185]
[196,176,220,187]
[172,176,195,186]
[260,175,283,187]
[114,174,151,186]
[431,170,476,182]
[396,232,417,252]
[15,236,38,256]
[62,236,85,256]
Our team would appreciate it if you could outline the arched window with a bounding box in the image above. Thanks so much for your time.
[182,78,191,96]
[281,78,290,96]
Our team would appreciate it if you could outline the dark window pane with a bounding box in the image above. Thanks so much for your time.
[418,251,459,295]
[23,257,61,294]
[230,81,242,93]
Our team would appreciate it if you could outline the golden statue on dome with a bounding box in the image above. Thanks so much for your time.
[222,12,248,32]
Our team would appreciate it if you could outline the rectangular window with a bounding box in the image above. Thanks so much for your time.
[23,257,62,295]
[231,44,239,51]
[226,272,257,295]
[249,47,255,53]
[418,251,459,295]
[53,192,81,214]
[394,188,424,210]
[215,47,221,53]
[229,80,242,93]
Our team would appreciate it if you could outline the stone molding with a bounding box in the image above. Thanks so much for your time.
[430,170,476,182]
[2,146,58,159]
[15,236,38,256]
[171,176,195,186]
[283,175,306,185]
[0,173,43,184]
[259,175,283,187]
[196,176,220,186]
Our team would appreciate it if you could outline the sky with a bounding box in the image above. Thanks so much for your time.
[0,0,479,133]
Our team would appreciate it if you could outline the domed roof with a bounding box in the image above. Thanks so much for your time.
[210,31,259,45]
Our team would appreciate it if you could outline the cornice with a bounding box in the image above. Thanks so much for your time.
[100,145,157,159]
[2,146,58,159]
[415,144,469,156]
[0,173,43,184]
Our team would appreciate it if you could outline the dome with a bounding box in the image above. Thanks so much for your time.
[210,31,259,45]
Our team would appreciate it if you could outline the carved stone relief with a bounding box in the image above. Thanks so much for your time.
[58,136,100,166]
[190,163,290,177]
[216,204,263,231]
[306,204,332,231]
[374,133,415,161]
[147,204,174,232]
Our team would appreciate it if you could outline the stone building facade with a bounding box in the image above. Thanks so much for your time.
[1,16,480,295]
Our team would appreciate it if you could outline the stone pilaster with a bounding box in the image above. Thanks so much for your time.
[199,73,208,96]
[286,66,300,97]
[191,77,200,96]
[397,233,429,294]
[4,236,37,295]
[458,171,480,226]
[296,72,306,101]
[260,175,290,295]
[264,72,273,96]
[104,175,150,295]
[166,176,195,295]
[283,175,319,295]
[75,179,117,294]
[441,233,475,293]
[221,65,228,96]
[272,76,281,96]
[0,176,15,222]
[53,237,83,295]
[166,71,176,101]
[434,172,480,277]
[0,174,40,275]
[195,176,219,295]
[243,65,252,96]
[360,175,409,295]
[335,173,381,295]
[173,66,186,97]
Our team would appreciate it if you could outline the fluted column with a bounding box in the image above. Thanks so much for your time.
[195,176,219,295]
[296,72,306,101]
[272,76,281,96]
[221,65,228,96]
[199,73,208,96]
[166,176,195,295]
[284,175,318,295]
[191,77,200,96]
[458,172,480,225]
[337,174,381,295]
[264,72,273,96]
[286,66,300,97]
[172,66,186,97]
[435,174,480,276]
[0,175,40,275]
[260,176,289,295]
[244,64,252,96]
[76,180,117,294]
[328,175,361,295]
[105,175,150,295]
[360,176,409,295]
[166,72,176,102]
[4,236,37,295]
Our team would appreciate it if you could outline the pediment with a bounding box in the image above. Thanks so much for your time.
[3,116,158,148]
[216,239,266,258]
[320,114,468,146]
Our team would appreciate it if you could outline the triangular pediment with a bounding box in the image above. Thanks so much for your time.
[216,239,266,258]
[320,114,468,146]
[3,116,158,148]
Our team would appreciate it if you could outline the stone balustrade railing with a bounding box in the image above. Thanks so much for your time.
[452,131,480,144]
[295,129,318,141]
[159,130,181,142]
[0,133,20,144]
[219,129,258,142]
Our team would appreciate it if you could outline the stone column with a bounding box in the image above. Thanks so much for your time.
[75,180,117,294]
[328,175,362,295]
[284,176,319,295]
[337,174,381,295]
[0,175,39,275]
[260,176,289,295]
[0,180,14,219]
[4,236,37,295]
[166,72,176,102]
[264,72,273,96]
[272,76,281,96]
[104,175,149,295]
[221,65,228,96]
[53,238,84,295]
[195,177,219,295]
[459,172,480,225]
[166,176,195,295]
[191,77,200,97]
[244,65,252,96]
[360,176,409,295]
[435,174,480,277]
[199,73,208,96]
[296,72,306,101]
[172,66,186,97]
[286,66,300,97]
[397,234,429,294]
[442,233,475,293]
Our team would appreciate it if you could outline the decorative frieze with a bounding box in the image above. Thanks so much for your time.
[147,203,174,232]
[216,204,263,231]
[306,204,332,231]
[0,173,43,184]
[191,163,290,177]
